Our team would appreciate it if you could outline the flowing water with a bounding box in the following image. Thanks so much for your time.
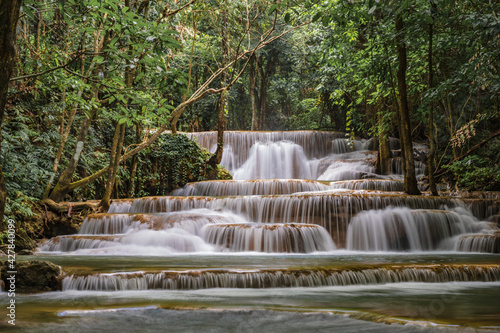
[3,131,500,332]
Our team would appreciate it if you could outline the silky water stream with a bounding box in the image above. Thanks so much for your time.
[3,131,500,332]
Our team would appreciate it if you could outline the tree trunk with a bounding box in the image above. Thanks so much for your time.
[0,0,22,226]
[49,108,97,201]
[427,3,438,196]
[209,0,228,167]
[395,15,420,195]
[42,91,79,199]
[127,123,142,197]
[376,110,391,175]
[250,54,258,130]
[99,122,126,211]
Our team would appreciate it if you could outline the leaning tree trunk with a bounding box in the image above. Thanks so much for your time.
[395,15,420,195]
[49,108,96,202]
[99,122,126,211]
[0,0,22,226]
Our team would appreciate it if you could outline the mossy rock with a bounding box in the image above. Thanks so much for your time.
[217,167,233,180]
[0,260,63,292]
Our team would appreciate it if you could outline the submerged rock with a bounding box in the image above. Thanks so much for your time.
[0,260,63,292]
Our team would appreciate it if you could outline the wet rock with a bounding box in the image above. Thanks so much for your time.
[0,260,63,292]
[17,249,35,255]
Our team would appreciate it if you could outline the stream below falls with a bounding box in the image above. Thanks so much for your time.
[2,131,500,332]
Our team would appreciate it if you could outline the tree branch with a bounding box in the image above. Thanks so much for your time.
[10,55,81,81]
[158,0,198,24]
[434,129,500,178]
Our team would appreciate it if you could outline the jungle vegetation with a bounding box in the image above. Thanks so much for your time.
[0,0,499,227]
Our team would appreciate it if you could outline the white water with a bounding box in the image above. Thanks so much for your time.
[346,207,492,251]
[232,141,320,180]
[202,223,336,253]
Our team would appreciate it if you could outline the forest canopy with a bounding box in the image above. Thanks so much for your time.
[0,0,499,225]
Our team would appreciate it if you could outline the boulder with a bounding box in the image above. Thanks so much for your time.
[0,260,63,292]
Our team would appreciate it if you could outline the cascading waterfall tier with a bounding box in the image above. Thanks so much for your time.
[232,141,320,180]
[185,131,346,168]
[345,207,492,251]
[318,161,377,181]
[78,210,245,235]
[202,223,336,253]
[330,179,404,192]
[105,192,465,247]
[62,264,500,291]
[38,209,249,254]
[456,232,500,253]
[389,157,425,177]
[171,179,331,196]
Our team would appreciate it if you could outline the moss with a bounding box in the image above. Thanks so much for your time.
[216,167,233,180]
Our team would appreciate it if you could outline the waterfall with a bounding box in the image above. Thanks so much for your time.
[456,232,500,253]
[62,264,500,291]
[389,157,425,177]
[171,179,331,196]
[186,131,345,168]
[318,161,377,181]
[329,179,404,191]
[232,141,320,180]
[346,207,492,251]
[202,223,336,253]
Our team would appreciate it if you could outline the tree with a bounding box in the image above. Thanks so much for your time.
[0,0,22,225]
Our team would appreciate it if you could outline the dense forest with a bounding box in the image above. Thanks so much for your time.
[0,0,499,230]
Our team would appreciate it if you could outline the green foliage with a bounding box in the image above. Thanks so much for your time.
[444,156,500,191]
[135,134,213,196]
[286,98,321,130]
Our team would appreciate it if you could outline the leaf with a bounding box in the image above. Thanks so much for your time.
[21,5,35,21]
[322,15,330,27]
[284,13,291,23]
[119,118,127,125]
[423,15,433,25]
[368,5,377,14]
[312,12,322,23]
[268,4,279,15]
[57,0,65,13]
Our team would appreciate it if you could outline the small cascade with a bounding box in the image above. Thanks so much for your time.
[79,210,245,235]
[346,207,491,251]
[232,141,320,180]
[62,264,500,291]
[40,230,213,254]
[329,179,404,192]
[456,232,500,253]
[171,179,330,196]
[39,209,249,254]
[108,196,217,214]
[39,235,122,252]
[318,161,377,181]
[79,214,136,234]
[202,223,336,253]
[389,157,425,177]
